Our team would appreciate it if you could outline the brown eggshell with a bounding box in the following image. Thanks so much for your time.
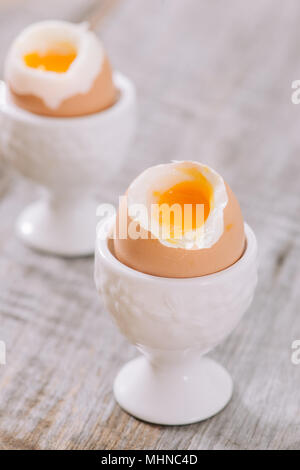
[113,184,246,278]
[8,54,117,117]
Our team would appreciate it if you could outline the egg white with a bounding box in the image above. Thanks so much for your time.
[127,161,228,250]
[4,21,104,110]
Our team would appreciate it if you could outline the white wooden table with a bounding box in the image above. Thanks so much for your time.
[0,0,300,450]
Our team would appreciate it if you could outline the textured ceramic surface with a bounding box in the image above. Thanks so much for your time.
[95,222,258,425]
[0,73,136,256]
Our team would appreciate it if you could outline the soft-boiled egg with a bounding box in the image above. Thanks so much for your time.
[4,21,117,117]
[113,161,246,278]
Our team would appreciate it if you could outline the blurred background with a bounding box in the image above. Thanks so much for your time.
[0,0,299,450]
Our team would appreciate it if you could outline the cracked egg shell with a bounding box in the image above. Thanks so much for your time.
[112,161,246,278]
[4,21,117,117]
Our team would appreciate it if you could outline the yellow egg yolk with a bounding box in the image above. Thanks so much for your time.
[24,43,77,73]
[154,168,213,239]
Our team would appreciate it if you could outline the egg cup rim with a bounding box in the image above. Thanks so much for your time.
[0,71,134,124]
[96,222,257,284]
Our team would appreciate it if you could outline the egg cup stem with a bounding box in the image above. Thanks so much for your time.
[16,192,99,256]
[113,349,232,425]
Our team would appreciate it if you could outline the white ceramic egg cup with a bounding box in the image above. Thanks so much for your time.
[0,73,136,257]
[95,222,258,425]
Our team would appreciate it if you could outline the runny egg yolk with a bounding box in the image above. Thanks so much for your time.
[154,168,214,238]
[23,42,77,73]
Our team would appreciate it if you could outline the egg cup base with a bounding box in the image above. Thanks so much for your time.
[16,197,98,257]
[114,354,232,425]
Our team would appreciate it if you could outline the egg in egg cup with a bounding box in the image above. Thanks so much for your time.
[95,162,258,425]
[0,21,136,256]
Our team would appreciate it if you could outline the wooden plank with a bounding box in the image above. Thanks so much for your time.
[1,0,300,450]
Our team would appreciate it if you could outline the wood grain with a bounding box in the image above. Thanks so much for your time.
[1,0,300,450]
